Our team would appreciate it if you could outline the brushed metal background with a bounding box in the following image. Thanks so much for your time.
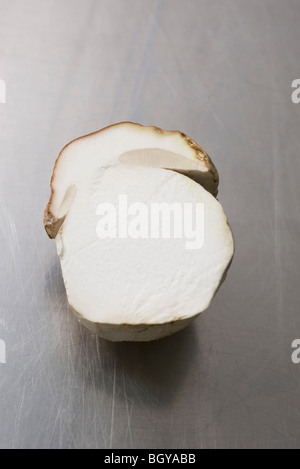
[0,0,300,449]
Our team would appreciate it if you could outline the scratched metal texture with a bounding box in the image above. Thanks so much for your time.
[0,0,300,449]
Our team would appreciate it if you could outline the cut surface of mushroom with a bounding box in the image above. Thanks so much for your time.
[53,165,233,341]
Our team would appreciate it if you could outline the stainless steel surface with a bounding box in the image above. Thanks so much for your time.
[1,0,300,449]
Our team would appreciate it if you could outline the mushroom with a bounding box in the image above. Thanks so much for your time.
[44,122,233,341]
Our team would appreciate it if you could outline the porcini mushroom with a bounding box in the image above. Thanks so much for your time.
[44,122,233,341]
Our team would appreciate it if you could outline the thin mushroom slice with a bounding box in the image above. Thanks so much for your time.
[44,122,219,239]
